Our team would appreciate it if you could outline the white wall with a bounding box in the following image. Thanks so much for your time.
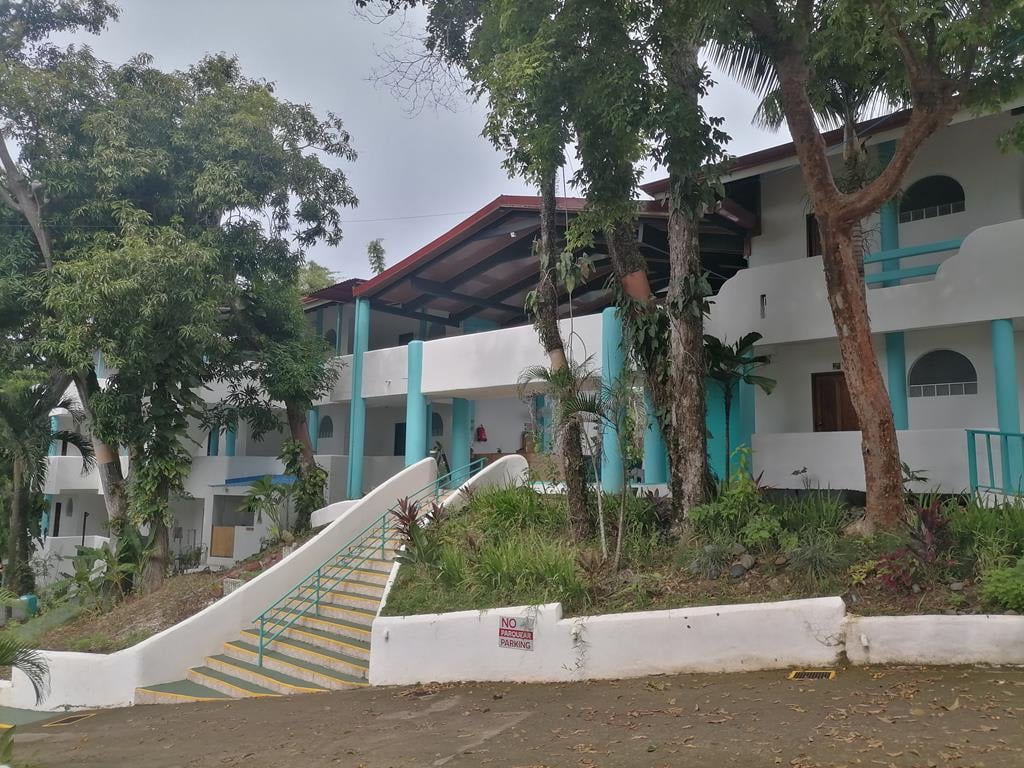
[752,428,978,492]
[847,615,1024,666]
[11,459,439,710]
[471,397,532,455]
[370,597,846,686]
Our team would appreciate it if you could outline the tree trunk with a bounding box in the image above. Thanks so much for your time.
[140,519,169,595]
[285,400,318,476]
[534,176,591,540]
[666,203,710,515]
[73,371,128,535]
[4,459,23,591]
[820,220,904,528]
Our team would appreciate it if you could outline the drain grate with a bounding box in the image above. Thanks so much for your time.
[788,670,836,681]
[42,713,95,727]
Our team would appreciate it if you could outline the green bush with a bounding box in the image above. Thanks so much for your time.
[981,557,1024,612]
[471,485,564,535]
[781,492,850,534]
[471,533,588,611]
[740,514,784,553]
[948,497,1024,575]
[787,529,841,585]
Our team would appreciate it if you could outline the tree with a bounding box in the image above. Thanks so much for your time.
[298,260,337,295]
[714,0,1024,527]
[367,238,387,275]
[704,332,774,484]
[0,372,94,591]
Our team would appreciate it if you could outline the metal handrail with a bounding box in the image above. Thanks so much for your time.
[253,458,487,665]
[966,428,1024,496]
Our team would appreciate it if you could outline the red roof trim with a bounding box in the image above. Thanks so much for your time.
[640,108,913,197]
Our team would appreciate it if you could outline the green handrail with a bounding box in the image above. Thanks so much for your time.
[966,429,1024,496]
[254,458,487,665]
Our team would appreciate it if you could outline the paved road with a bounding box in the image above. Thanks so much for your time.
[16,666,1024,767]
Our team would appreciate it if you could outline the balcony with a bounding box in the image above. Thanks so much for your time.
[709,218,1024,346]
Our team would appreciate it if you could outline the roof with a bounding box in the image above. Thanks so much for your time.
[302,277,365,306]
[345,194,751,327]
[640,108,914,197]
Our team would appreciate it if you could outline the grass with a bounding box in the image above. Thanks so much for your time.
[384,478,1015,619]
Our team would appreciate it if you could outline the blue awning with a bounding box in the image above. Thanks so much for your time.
[223,474,297,487]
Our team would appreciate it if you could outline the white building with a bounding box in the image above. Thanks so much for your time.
[40,106,1024,569]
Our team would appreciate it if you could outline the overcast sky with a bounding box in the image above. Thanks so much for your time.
[74,1,781,280]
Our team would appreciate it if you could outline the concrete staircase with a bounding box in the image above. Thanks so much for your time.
[135,538,399,705]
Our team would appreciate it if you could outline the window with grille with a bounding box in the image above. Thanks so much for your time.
[899,176,965,223]
[908,350,977,398]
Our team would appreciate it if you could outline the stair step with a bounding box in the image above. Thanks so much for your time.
[187,664,282,699]
[269,597,377,625]
[238,631,370,671]
[243,624,371,659]
[224,640,367,689]
[135,680,232,705]
[286,609,373,641]
[206,655,329,696]
[295,586,383,610]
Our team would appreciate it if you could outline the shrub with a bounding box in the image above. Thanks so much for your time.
[436,544,468,589]
[876,548,924,593]
[740,514,783,553]
[471,533,588,611]
[947,496,1024,575]
[472,485,564,534]
[682,535,734,579]
[780,492,850,534]
[981,557,1024,612]
[787,529,841,585]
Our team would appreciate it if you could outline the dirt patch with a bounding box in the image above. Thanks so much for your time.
[16,666,1024,767]
[37,573,223,652]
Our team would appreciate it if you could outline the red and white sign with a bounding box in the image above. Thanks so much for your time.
[498,615,534,651]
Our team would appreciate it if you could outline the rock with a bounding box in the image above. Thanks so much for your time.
[912,583,922,594]
[729,563,747,579]
[949,581,965,592]
[769,576,788,593]
[774,554,789,567]
[730,542,747,556]
[739,554,756,570]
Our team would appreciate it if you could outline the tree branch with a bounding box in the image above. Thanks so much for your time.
[0,135,53,270]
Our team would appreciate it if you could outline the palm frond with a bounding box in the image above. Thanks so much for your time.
[707,40,779,99]
[52,430,96,475]
[0,632,49,705]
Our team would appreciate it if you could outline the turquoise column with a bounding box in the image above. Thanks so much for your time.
[424,401,433,455]
[307,407,320,454]
[48,415,59,456]
[451,398,471,483]
[992,319,1022,492]
[601,307,625,493]
[405,340,427,466]
[334,305,343,354]
[315,308,324,337]
[346,298,370,498]
[642,391,668,485]
[878,140,909,430]
[207,429,220,457]
[885,332,909,430]
[224,425,237,457]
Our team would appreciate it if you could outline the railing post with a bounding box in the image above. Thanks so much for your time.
[258,616,265,667]
[315,567,321,616]
[966,431,978,494]
[985,435,995,490]
[381,514,386,558]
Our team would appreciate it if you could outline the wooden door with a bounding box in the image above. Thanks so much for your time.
[210,526,235,559]
[812,372,860,432]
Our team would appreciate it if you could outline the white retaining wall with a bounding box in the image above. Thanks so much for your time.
[847,615,1024,666]
[370,597,848,686]
[8,458,438,710]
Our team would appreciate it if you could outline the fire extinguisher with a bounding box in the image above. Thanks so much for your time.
[475,424,488,442]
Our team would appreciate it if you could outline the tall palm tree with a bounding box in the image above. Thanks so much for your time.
[0,373,94,590]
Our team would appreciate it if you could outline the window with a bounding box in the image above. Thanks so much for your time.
[323,328,337,350]
[806,214,823,258]
[899,176,965,223]
[908,350,977,398]
[318,416,334,440]
[398,332,414,346]
[432,412,444,437]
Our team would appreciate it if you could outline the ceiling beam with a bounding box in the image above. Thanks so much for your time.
[367,300,461,328]
[410,277,522,314]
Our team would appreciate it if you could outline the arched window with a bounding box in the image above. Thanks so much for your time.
[318,415,334,440]
[899,176,965,223]
[323,328,337,350]
[908,350,977,397]
[431,412,444,437]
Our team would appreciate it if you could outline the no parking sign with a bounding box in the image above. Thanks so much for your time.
[498,615,534,651]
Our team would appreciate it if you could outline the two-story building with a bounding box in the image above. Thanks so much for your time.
[40,105,1024,573]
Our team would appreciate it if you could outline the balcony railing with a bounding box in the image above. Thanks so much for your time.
[863,238,963,286]
[966,429,1024,496]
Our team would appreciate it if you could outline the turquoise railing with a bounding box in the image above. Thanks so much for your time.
[863,238,963,286]
[253,458,486,666]
[966,429,1024,496]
